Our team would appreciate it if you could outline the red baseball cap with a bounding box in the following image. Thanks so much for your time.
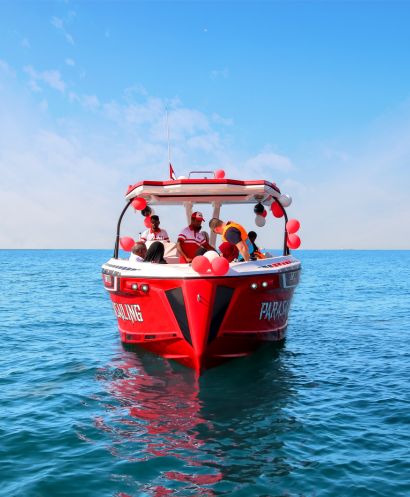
[191,211,205,221]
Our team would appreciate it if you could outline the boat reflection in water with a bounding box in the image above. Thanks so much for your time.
[95,343,297,496]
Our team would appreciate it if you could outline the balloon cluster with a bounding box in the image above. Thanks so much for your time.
[191,251,230,276]
[263,190,301,250]
[132,197,155,228]
[286,219,301,249]
[270,194,293,218]
[254,202,267,227]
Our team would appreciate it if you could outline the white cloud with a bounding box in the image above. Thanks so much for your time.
[124,84,148,98]
[0,81,239,247]
[65,58,75,66]
[212,113,233,126]
[65,33,74,45]
[51,16,75,45]
[1,64,409,249]
[24,65,66,93]
[81,94,100,110]
[287,105,410,248]
[51,16,64,29]
[210,68,229,80]
[245,151,294,174]
[0,59,16,77]
[39,99,48,112]
[42,70,66,93]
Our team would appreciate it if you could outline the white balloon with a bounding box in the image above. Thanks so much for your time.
[279,194,292,207]
[177,175,187,179]
[204,250,219,262]
[255,215,266,227]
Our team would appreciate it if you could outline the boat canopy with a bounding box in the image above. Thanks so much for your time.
[125,179,281,205]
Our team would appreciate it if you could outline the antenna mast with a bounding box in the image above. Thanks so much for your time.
[166,108,171,165]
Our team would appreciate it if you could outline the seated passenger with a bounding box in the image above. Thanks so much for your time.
[140,215,170,242]
[195,246,208,257]
[177,212,213,263]
[219,242,239,262]
[144,241,167,264]
[200,230,210,245]
[129,241,147,263]
[247,231,265,259]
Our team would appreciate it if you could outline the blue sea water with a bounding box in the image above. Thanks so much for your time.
[0,249,409,497]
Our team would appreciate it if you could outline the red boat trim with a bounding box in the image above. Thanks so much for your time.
[126,178,281,196]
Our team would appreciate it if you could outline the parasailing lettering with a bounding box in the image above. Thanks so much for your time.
[259,300,290,321]
[113,303,144,323]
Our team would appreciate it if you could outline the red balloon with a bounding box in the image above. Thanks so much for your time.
[211,256,230,276]
[192,256,211,274]
[215,169,225,179]
[144,216,151,228]
[287,234,301,249]
[286,219,300,234]
[120,236,135,252]
[132,197,147,210]
[271,201,284,218]
[261,209,267,218]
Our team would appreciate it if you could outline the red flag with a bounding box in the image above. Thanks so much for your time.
[169,163,176,180]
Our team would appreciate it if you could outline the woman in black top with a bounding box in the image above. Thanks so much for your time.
[144,241,167,264]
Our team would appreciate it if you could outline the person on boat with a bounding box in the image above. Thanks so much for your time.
[129,241,147,263]
[144,241,167,264]
[209,218,255,262]
[247,231,265,259]
[219,241,239,262]
[140,215,170,243]
[200,230,210,244]
[195,246,208,256]
[176,212,213,263]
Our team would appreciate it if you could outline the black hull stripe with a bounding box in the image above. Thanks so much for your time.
[165,288,192,346]
[208,286,235,344]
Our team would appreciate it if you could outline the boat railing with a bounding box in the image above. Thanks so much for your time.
[188,170,216,179]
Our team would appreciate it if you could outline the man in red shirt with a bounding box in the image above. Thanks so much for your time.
[176,212,211,263]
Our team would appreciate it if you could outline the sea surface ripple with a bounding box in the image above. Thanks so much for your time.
[0,250,409,497]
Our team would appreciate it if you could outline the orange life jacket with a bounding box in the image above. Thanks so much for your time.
[221,221,248,243]
[221,221,255,258]
[221,222,266,259]
[253,248,265,259]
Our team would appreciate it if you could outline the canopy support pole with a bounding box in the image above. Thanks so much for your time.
[210,201,221,247]
[113,199,133,259]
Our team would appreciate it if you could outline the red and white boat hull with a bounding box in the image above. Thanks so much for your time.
[102,257,300,372]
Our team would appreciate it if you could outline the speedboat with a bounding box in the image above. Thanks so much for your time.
[102,170,301,373]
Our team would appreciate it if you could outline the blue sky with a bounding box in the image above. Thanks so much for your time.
[1,1,410,249]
